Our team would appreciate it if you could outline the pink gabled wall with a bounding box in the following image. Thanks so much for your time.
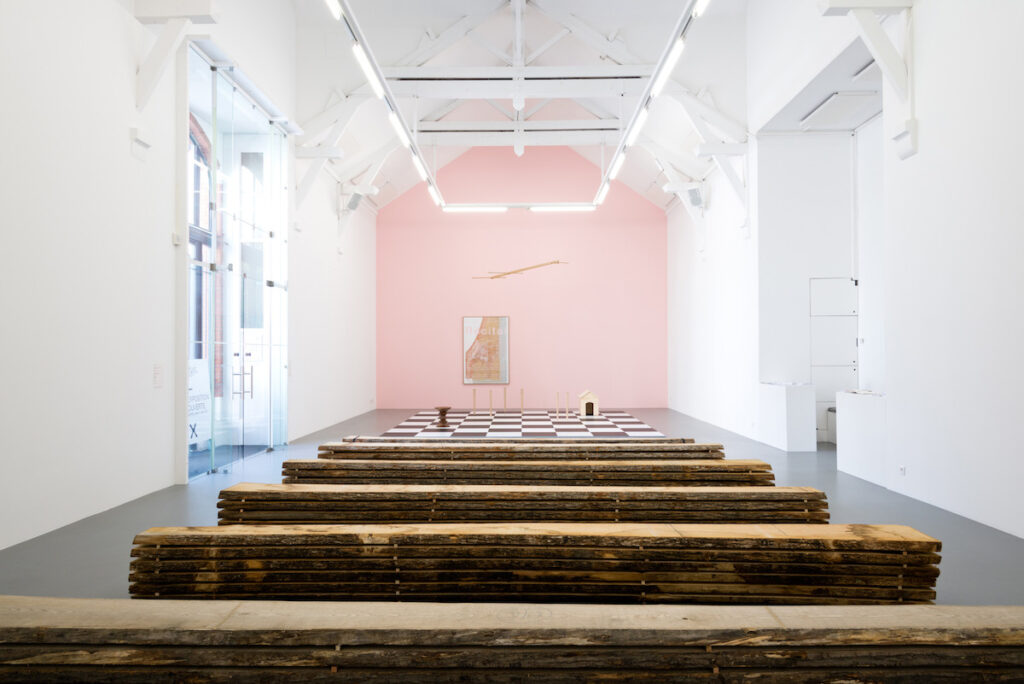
[376,147,667,409]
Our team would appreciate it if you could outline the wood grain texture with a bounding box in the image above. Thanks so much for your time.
[217,483,829,525]
[128,524,940,605]
[1,597,1019,681]
[317,441,725,460]
[283,459,775,487]
[344,435,698,444]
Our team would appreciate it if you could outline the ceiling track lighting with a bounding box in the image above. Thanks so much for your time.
[323,0,342,21]
[594,0,700,207]
[338,0,445,205]
[529,204,597,213]
[624,106,649,147]
[427,184,443,207]
[608,154,626,180]
[411,155,428,181]
[442,205,509,213]
[388,110,411,148]
[351,43,384,99]
[651,38,686,97]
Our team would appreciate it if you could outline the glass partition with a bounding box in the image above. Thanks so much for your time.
[186,47,288,478]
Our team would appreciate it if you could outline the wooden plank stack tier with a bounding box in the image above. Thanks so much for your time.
[282,458,775,487]
[130,523,939,605]
[317,440,726,460]
[218,483,830,525]
[342,435,698,444]
[3,597,1021,682]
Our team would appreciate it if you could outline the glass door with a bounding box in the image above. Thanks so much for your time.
[186,47,288,478]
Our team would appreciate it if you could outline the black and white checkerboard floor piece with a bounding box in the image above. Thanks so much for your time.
[380,409,665,439]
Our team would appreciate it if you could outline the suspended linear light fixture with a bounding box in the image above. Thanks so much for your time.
[351,43,384,99]
[427,184,443,206]
[529,204,597,213]
[595,182,610,205]
[339,0,444,204]
[323,0,342,21]
[608,154,626,180]
[651,38,686,97]
[411,154,428,181]
[625,106,649,147]
[442,205,509,213]
[593,0,700,207]
[388,110,411,148]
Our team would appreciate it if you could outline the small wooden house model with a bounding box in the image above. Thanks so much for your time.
[578,390,599,418]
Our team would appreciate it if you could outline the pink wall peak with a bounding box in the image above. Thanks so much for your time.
[376,146,667,409]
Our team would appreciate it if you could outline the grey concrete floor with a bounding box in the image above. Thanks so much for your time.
[0,408,1021,605]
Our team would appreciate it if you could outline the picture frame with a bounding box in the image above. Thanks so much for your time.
[463,316,509,384]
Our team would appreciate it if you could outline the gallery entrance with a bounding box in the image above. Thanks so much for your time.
[185,46,288,478]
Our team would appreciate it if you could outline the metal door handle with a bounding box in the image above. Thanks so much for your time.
[249,366,254,398]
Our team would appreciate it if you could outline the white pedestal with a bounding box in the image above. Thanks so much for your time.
[836,391,887,485]
[758,383,817,452]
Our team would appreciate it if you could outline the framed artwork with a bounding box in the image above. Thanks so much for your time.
[463,316,509,384]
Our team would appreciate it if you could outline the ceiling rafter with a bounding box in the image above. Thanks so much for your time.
[527,27,569,64]
[527,0,643,65]
[419,119,620,133]
[395,0,506,66]
[468,33,513,65]
[639,139,712,183]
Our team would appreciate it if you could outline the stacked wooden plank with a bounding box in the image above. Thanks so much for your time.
[317,440,725,460]
[130,523,939,604]
[218,483,830,525]
[282,458,775,486]
[4,596,1021,682]
[343,434,697,444]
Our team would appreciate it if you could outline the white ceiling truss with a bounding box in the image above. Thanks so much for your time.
[134,0,217,110]
[299,0,751,211]
[821,0,917,159]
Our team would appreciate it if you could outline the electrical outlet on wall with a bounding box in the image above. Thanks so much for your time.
[899,465,906,476]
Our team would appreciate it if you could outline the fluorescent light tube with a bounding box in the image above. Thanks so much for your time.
[427,184,442,206]
[594,182,609,205]
[693,0,712,17]
[323,0,342,20]
[352,43,384,99]
[625,107,649,147]
[411,154,428,181]
[442,205,509,213]
[529,204,597,213]
[388,111,411,148]
[609,154,626,180]
[651,38,685,97]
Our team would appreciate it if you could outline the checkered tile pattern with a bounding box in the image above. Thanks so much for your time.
[381,409,665,439]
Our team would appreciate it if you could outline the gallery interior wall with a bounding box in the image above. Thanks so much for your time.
[0,0,181,550]
[376,147,668,410]
[871,0,1024,539]
[666,174,758,440]
[289,195,378,440]
[0,0,299,550]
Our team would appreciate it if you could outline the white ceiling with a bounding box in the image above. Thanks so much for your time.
[762,38,881,133]
[293,0,751,211]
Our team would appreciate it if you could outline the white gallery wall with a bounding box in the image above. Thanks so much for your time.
[0,0,298,550]
[667,176,759,440]
[0,0,179,550]
[875,0,1024,538]
[288,192,377,441]
[854,115,885,393]
[286,21,380,441]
